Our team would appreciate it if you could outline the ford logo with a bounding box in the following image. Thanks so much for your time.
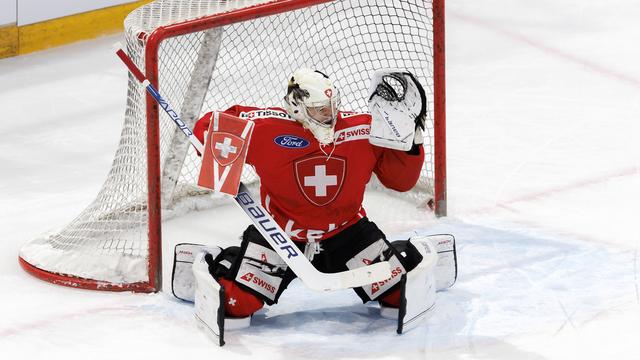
[274,135,310,149]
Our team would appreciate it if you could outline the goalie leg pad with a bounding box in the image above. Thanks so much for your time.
[380,238,438,334]
[171,225,297,314]
[172,243,265,318]
[172,243,223,302]
[413,234,457,290]
[193,251,226,346]
[193,252,225,345]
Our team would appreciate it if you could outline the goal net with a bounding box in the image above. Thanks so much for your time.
[19,0,446,292]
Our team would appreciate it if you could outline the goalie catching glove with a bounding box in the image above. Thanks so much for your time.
[368,69,427,152]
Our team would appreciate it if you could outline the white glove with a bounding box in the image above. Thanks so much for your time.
[368,69,427,151]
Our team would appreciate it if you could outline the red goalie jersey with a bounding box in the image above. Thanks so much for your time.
[194,105,424,243]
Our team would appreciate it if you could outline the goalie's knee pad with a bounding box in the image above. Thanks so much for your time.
[350,238,424,303]
[230,225,297,305]
[216,276,264,318]
[376,240,424,308]
[389,239,424,270]
[202,247,265,318]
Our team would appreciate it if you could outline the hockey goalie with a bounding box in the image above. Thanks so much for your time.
[172,68,457,345]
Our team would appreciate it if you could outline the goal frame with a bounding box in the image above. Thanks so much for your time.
[19,0,447,293]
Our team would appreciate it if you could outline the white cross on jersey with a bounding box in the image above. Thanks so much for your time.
[304,165,337,197]
[215,137,237,158]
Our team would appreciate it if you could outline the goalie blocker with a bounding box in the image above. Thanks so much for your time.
[172,234,457,345]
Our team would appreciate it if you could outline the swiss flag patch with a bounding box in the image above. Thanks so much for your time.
[371,282,380,295]
[240,272,254,282]
[210,132,244,167]
[198,112,254,196]
[294,155,345,207]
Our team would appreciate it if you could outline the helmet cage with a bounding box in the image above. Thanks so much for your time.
[300,89,341,127]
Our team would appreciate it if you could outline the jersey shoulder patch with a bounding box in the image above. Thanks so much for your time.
[333,112,371,145]
[334,124,371,145]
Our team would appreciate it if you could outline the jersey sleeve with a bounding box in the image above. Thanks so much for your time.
[193,111,213,150]
[372,145,425,192]
[222,104,245,117]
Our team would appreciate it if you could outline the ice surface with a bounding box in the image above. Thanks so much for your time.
[1,0,640,358]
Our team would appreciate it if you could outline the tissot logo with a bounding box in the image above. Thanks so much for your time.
[239,110,292,121]
[274,135,310,149]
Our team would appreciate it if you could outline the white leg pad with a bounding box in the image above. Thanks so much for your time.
[396,238,438,334]
[412,234,457,291]
[189,247,251,346]
[193,251,226,346]
[380,238,439,332]
[172,243,222,302]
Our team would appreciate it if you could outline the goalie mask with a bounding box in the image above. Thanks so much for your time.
[284,68,340,145]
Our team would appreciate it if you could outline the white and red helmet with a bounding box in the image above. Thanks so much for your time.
[284,68,341,145]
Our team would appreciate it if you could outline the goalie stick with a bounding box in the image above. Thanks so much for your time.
[115,45,392,291]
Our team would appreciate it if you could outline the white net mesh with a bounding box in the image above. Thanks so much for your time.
[20,0,438,287]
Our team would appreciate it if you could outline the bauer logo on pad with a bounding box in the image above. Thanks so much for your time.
[198,112,254,196]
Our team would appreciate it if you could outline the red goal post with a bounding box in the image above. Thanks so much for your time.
[19,0,446,293]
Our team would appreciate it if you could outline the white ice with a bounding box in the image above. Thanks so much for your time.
[1,0,640,359]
